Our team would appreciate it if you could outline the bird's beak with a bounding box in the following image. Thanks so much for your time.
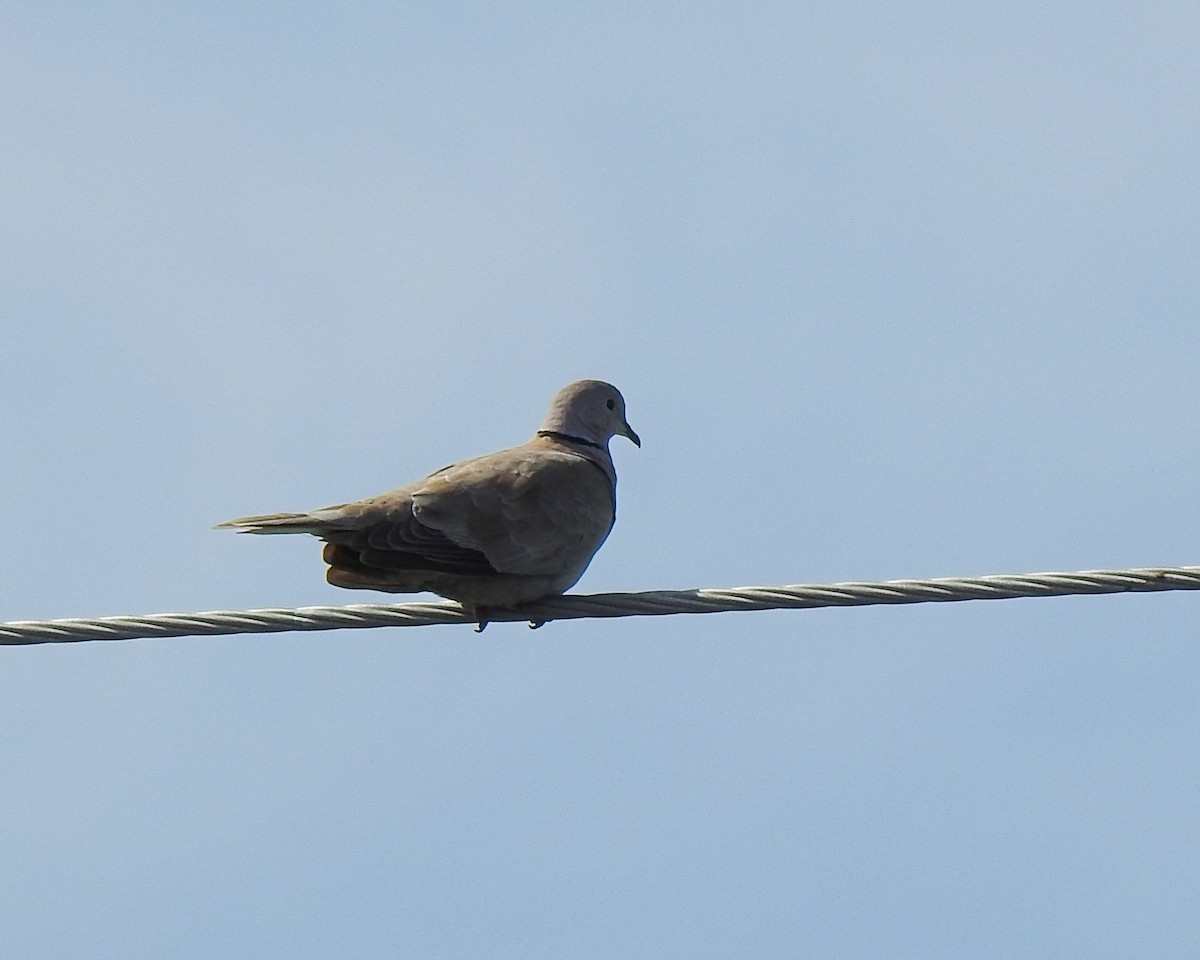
[622,421,641,448]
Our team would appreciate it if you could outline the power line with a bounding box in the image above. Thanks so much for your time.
[2,565,1198,645]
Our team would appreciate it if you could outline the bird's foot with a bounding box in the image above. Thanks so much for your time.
[461,602,489,633]
[468,603,548,631]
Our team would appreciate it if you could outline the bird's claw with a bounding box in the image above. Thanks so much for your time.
[469,604,546,631]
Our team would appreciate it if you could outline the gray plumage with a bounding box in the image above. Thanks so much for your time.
[215,380,640,613]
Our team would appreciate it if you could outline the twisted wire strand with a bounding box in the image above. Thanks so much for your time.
[2,566,1198,645]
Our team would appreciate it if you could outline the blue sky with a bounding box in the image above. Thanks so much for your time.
[3,2,1199,956]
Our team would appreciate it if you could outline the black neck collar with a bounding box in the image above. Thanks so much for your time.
[537,430,603,451]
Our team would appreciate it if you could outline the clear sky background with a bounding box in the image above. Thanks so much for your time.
[3,2,1199,957]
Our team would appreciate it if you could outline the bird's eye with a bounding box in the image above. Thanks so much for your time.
[606,398,615,410]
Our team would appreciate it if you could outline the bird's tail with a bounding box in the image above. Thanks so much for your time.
[213,512,328,535]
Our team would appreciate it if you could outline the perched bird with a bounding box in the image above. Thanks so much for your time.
[216,380,640,618]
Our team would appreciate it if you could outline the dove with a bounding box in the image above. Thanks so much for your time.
[215,380,640,618]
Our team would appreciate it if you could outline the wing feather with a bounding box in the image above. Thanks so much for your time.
[409,447,615,575]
